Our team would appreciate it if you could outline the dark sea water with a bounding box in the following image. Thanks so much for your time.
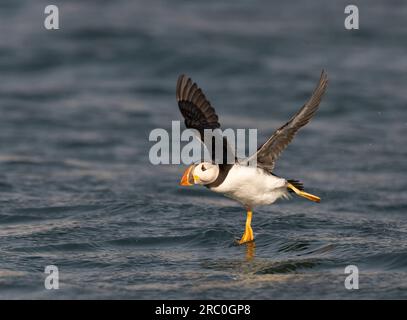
[0,0,406,299]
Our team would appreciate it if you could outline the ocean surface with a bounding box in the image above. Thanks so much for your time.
[0,0,406,299]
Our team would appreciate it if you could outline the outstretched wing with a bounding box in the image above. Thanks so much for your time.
[176,74,234,164]
[245,70,328,172]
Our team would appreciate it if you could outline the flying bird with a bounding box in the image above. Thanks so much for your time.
[177,71,328,244]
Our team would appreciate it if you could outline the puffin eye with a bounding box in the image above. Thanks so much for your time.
[201,165,207,171]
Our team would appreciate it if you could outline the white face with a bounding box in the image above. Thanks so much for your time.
[192,162,219,185]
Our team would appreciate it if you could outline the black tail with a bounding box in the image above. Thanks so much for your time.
[287,179,304,193]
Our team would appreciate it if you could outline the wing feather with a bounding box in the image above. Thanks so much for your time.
[245,70,328,172]
[176,74,234,163]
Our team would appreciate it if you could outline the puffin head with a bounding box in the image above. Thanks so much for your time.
[180,162,219,186]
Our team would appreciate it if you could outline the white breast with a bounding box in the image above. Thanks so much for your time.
[210,164,288,208]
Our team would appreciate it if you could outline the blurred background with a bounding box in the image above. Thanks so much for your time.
[0,0,406,299]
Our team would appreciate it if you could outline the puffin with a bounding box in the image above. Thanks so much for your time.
[177,71,328,244]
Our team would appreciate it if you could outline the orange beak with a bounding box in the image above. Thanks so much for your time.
[180,165,195,186]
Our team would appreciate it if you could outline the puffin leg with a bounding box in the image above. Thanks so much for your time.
[238,210,254,244]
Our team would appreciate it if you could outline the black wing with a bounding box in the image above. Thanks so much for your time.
[245,70,328,172]
[176,74,234,164]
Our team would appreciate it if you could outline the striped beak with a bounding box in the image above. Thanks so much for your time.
[180,165,195,186]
